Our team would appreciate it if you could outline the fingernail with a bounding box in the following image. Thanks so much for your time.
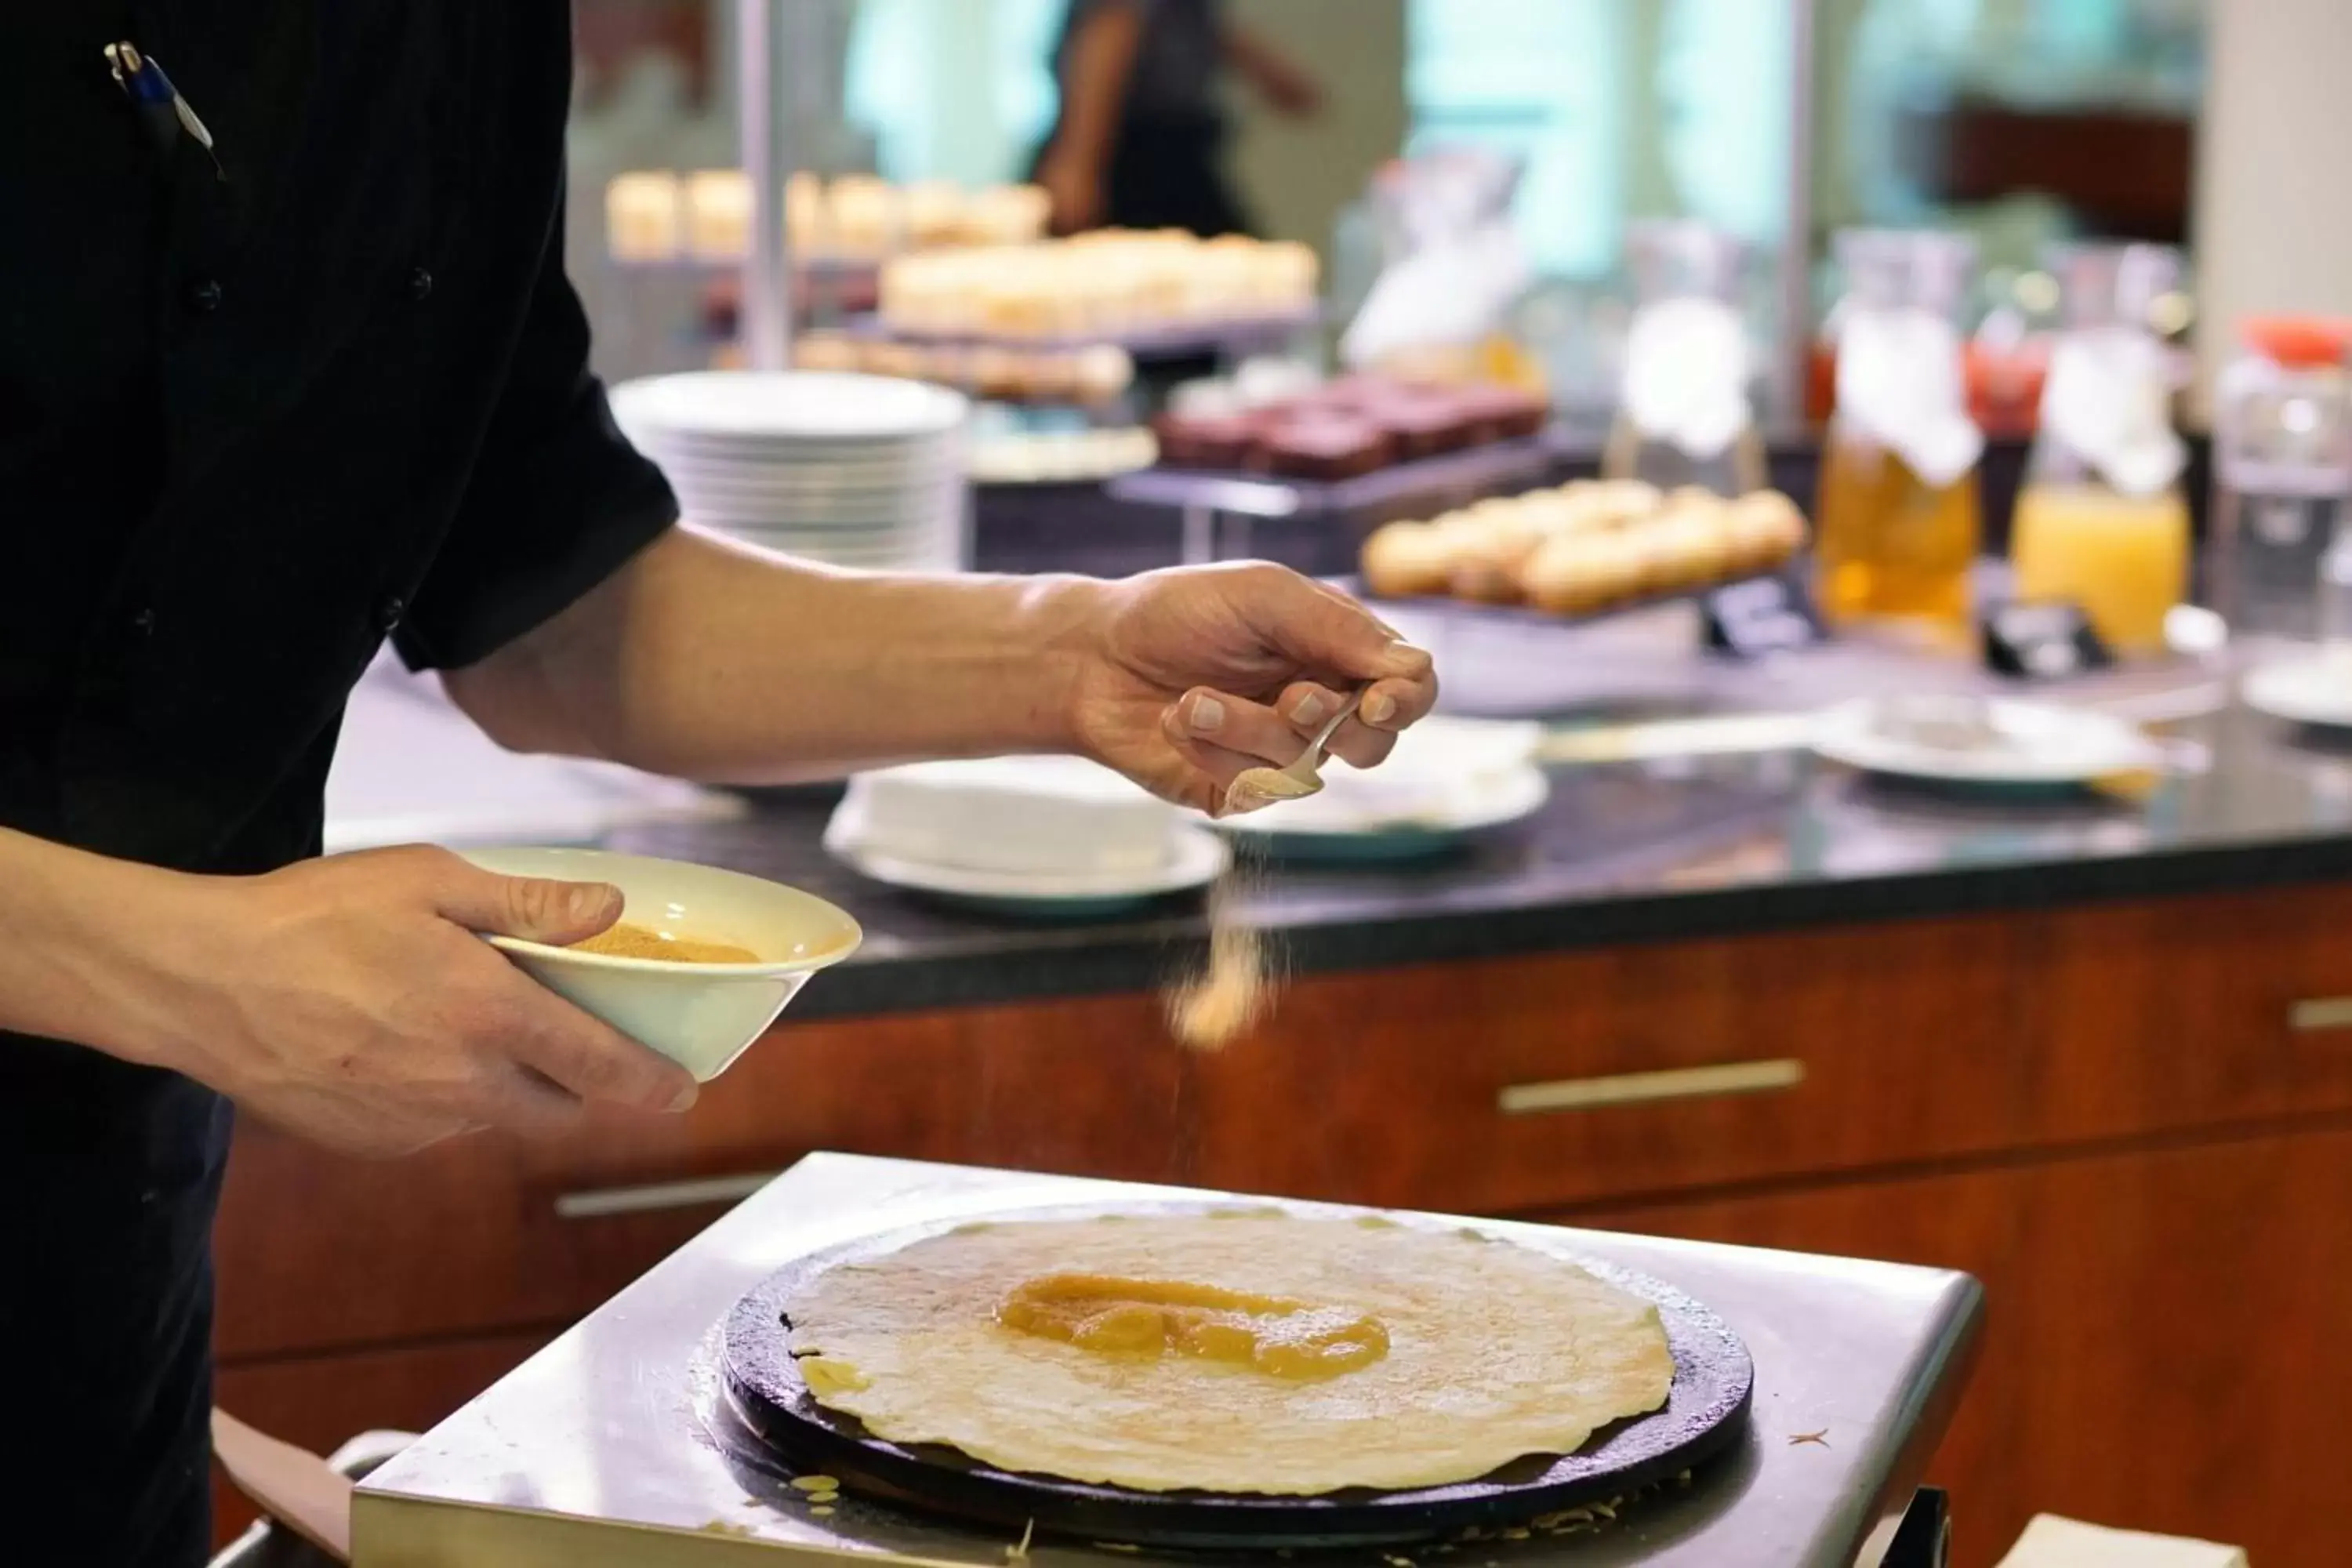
[666,1081,699,1113]
[1362,691,1398,725]
[1381,640,1431,674]
[1290,692,1327,726]
[568,882,619,923]
[1190,695,1226,734]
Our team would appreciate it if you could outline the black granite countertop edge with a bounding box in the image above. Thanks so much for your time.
[782,828,2352,1024]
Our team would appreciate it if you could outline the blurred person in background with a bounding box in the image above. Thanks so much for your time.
[1034,0,1323,236]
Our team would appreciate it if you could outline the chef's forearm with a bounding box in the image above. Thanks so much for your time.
[0,826,207,1065]
[443,526,1103,782]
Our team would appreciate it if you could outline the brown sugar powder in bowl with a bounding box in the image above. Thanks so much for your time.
[569,921,759,965]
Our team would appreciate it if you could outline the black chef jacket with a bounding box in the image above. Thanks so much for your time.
[2,6,677,1563]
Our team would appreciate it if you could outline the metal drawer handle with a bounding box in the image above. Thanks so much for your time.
[1499,1058,1806,1116]
[554,1171,778,1221]
[2290,998,2352,1033]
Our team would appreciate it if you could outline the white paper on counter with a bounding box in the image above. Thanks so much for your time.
[1996,1514,2249,1568]
[1619,295,1753,461]
[2040,328,2188,498]
[323,654,741,855]
[1835,307,1984,488]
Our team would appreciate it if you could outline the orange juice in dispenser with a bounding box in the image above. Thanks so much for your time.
[2009,245,2190,656]
[1814,230,1986,647]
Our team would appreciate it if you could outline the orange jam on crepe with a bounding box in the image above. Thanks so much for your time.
[997,1274,1388,1380]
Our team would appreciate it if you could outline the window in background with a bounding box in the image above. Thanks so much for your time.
[844,0,1066,187]
[1403,0,1798,282]
[1820,0,2205,273]
[1657,0,1795,252]
[1403,0,1800,418]
[1403,0,1628,281]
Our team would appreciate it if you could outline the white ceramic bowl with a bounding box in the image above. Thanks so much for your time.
[458,847,862,1082]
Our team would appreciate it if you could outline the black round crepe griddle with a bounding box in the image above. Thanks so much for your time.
[719,1203,1753,1551]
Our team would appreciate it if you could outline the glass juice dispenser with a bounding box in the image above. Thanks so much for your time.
[2208,317,2352,645]
[1813,230,1986,646]
[1603,220,1766,496]
[2009,244,2191,657]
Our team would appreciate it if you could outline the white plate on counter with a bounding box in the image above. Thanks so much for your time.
[2242,652,2352,728]
[1217,763,1552,862]
[1206,717,1548,862]
[824,816,1228,918]
[1810,695,2161,785]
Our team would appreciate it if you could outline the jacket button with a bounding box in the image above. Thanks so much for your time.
[186,278,223,314]
[408,267,434,301]
[376,594,406,631]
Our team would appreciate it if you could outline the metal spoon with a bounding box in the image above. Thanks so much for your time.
[1221,688,1365,816]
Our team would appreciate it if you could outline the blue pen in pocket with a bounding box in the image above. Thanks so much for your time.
[105,41,223,180]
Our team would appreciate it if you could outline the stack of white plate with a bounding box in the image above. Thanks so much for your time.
[611,371,970,572]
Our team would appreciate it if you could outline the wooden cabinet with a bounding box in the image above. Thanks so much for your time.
[210,880,2352,1559]
[1559,1129,2352,1568]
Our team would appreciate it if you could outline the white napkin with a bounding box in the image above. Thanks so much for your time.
[1836,307,1984,487]
[2040,328,2188,498]
[1620,295,1753,462]
[1996,1515,2248,1568]
[1342,225,1531,368]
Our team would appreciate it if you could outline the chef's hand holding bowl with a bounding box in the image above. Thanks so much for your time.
[458,846,861,1085]
[135,844,708,1159]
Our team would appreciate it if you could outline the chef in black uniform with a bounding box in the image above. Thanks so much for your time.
[1033,0,1323,237]
[0,10,1433,1564]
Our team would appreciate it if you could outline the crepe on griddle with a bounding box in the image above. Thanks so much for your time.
[782,1212,1675,1495]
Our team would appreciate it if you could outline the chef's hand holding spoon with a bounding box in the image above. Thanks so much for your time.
[1067,562,1438,816]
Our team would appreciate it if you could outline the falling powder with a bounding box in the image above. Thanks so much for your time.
[1167,840,1277,1051]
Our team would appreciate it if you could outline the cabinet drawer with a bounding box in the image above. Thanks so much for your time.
[2019,882,2352,1138]
[1190,884,2352,1215]
[215,990,1188,1359]
[1189,913,2033,1213]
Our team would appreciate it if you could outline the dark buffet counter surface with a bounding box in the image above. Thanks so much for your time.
[601,623,2352,1024]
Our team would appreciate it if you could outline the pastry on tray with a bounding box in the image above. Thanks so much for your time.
[1360,481,1809,615]
[1251,414,1394,481]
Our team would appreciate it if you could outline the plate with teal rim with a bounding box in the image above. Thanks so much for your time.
[1216,764,1551,863]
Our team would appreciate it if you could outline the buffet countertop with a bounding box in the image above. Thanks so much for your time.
[598,653,2352,1022]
